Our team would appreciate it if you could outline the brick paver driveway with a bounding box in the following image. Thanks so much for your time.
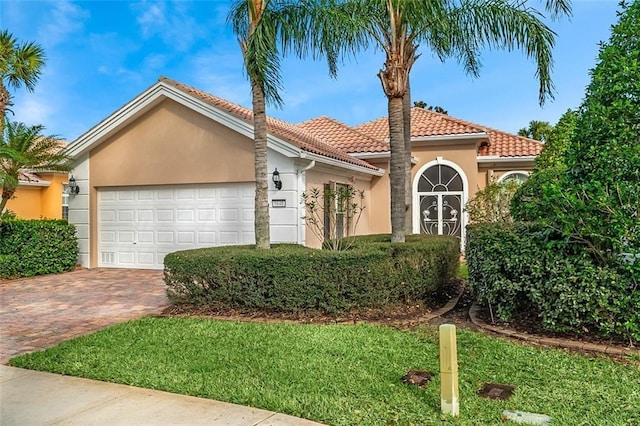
[0,269,168,363]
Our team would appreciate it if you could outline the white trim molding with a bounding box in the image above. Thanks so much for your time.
[477,155,537,163]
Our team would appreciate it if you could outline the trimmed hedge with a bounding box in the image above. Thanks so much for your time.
[0,219,79,278]
[164,235,460,313]
[466,223,639,343]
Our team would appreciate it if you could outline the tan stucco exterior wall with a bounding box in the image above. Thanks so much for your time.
[90,99,255,187]
[411,142,480,198]
[304,166,373,248]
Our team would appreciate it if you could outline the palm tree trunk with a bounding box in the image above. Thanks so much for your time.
[0,186,16,216]
[0,82,10,128]
[252,79,271,249]
[388,95,406,243]
[403,80,412,235]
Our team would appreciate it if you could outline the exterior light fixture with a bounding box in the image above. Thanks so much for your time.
[272,168,282,190]
[68,175,80,195]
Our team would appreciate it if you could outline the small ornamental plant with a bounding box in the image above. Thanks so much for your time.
[301,184,365,250]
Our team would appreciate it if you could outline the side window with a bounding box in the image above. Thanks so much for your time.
[323,182,351,242]
[497,171,530,184]
[62,184,69,220]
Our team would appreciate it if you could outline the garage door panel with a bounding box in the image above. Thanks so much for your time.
[220,231,240,244]
[177,209,195,222]
[118,192,135,201]
[101,210,116,222]
[177,231,195,244]
[98,183,255,269]
[199,232,216,244]
[137,231,154,243]
[198,188,216,199]
[118,210,134,221]
[157,210,174,221]
[138,210,154,221]
[137,252,155,265]
[198,209,215,221]
[219,208,239,221]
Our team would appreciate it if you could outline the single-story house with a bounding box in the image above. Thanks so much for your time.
[3,170,69,219]
[65,77,542,269]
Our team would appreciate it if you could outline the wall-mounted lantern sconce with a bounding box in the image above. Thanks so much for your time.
[272,168,282,190]
[68,175,80,195]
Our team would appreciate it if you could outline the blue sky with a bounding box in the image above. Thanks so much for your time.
[1,0,621,142]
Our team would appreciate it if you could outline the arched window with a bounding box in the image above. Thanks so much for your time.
[414,161,467,244]
[497,171,530,184]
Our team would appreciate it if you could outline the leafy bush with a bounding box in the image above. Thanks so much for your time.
[513,1,640,282]
[510,165,567,222]
[466,223,639,343]
[466,180,520,224]
[0,219,78,278]
[164,235,459,313]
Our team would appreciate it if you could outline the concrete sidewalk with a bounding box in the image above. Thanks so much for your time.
[0,366,324,425]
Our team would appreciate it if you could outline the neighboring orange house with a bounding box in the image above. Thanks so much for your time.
[4,170,69,219]
[65,77,542,269]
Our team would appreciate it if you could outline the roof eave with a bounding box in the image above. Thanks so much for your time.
[412,132,489,142]
[351,151,390,159]
[477,155,538,163]
[304,152,385,176]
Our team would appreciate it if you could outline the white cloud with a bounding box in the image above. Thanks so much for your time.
[133,1,206,51]
[39,0,90,47]
[11,97,55,128]
[137,3,166,36]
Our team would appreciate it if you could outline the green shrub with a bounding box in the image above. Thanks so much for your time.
[466,223,639,343]
[164,235,459,313]
[466,180,520,224]
[0,219,78,278]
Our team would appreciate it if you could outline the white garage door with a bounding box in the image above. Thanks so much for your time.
[98,184,255,269]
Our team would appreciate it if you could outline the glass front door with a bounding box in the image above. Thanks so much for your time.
[415,163,464,240]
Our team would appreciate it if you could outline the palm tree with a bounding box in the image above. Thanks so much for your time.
[0,30,46,125]
[319,0,571,242]
[0,119,73,215]
[228,0,339,249]
[518,120,554,142]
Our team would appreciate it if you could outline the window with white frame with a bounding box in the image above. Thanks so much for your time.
[497,171,530,184]
[323,182,351,241]
[62,184,69,220]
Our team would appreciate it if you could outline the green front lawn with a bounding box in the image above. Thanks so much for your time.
[11,318,640,425]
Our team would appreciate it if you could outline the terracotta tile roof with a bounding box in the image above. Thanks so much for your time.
[298,116,388,153]
[16,170,47,184]
[482,127,543,157]
[158,77,380,171]
[354,108,542,157]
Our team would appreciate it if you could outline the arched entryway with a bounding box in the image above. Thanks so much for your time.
[413,158,468,246]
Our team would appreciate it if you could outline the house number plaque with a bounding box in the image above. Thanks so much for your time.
[272,199,286,208]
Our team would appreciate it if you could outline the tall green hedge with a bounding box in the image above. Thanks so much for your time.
[164,235,459,313]
[0,219,78,278]
[466,223,639,343]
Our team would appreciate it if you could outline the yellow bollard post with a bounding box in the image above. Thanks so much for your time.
[439,324,459,416]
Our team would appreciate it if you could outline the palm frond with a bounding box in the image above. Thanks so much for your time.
[0,30,45,92]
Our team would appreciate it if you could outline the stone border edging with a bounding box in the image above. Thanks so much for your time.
[468,303,640,357]
[421,290,464,322]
